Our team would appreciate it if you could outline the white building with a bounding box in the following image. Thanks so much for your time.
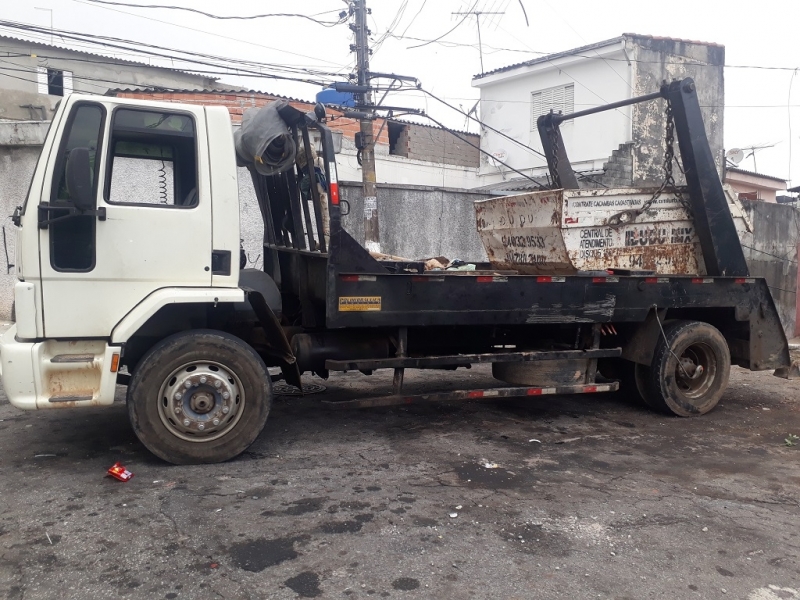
[472,34,726,190]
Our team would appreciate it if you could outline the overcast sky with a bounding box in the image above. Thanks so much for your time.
[3,0,799,185]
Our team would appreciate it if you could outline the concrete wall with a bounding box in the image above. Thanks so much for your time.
[339,182,490,262]
[629,35,725,186]
[0,145,41,319]
[740,200,800,340]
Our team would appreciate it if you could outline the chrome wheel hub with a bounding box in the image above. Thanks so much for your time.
[158,362,245,442]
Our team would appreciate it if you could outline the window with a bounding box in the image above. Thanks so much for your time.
[388,122,408,157]
[530,84,574,131]
[105,109,198,207]
[37,67,73,97]
[49,102,105,272]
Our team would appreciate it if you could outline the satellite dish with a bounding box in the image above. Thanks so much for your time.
[726,148,744,166]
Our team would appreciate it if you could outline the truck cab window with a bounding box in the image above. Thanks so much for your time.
[105,109,197,207]
[49,102,104,272]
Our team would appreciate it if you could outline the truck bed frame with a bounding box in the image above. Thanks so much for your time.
[246,80,790,408]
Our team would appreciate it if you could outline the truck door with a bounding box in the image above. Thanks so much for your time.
[38,98,212,338]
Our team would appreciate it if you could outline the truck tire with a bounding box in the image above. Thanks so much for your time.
[634,364,656,408]
[642,320,730,417]
[127,329,272,464]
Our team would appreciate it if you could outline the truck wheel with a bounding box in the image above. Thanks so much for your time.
[643,320,730,417]
[127,330,271,464]
[634,364,655,408]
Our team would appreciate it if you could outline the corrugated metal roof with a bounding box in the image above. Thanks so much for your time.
[388,117,478,138]
[726,167,786,183]
[0,33,216,80]
[473,36,624,81]
[473,33,723,81]
[108,87,310,102]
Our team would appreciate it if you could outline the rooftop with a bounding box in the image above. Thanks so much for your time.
[726,166,787,184]
[0,33,215,80]
[109,87,307,102]
[473,33,723,81]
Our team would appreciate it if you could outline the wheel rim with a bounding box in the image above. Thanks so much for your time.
[157,361,245,443]
[674,342,717,399]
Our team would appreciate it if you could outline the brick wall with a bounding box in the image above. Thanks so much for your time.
[390,122,480,168]
[114,91,389,146]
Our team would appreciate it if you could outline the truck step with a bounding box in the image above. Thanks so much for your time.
[50,354,95,363]
[322,381,619,409]
[48,394,94,403]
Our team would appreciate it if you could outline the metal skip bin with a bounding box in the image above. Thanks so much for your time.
[474,187,752,275]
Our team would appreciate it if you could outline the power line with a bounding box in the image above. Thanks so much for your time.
[418,86,546,159]
[420,110,547,189]
[407,0,480,49]
[69,0,349,69]
[0,21,343,86]
[386,32,800,73]
[81,0,349,26]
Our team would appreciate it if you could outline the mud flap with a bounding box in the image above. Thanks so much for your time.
[242,288,302,390]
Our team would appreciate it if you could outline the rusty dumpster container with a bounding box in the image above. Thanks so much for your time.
[474,187,752,275]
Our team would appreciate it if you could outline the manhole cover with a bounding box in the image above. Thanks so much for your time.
[273,382,327,396]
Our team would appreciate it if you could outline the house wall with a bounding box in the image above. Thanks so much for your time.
[474,35,725,189]
[475,43,633,183]
[391,123,480,168]
[724,169,785,203]
[0,123,47,319]
[0,37,216,120]
[629,35,725,186]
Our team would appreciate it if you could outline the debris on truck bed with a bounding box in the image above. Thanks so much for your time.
[475,186,751,275]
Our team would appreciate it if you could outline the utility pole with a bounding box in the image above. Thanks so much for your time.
[451,11,504,74]
[352,0,380,254]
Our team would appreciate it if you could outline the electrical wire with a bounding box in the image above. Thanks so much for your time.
[69,0,349,68]
[418,86,546,159]
[81,0,349,26]
[420,111,547,189]
[0,21,345,87]
[398,0,428,37]
[386,32,800,73]
[407,0,480,49]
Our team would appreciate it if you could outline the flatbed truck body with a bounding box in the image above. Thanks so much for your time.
[0,78,792,463]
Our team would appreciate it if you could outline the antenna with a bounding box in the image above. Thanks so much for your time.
[739,143,777,172]
[725,148,744,167]
[451,10,505,74]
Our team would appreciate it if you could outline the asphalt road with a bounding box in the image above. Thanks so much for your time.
[1,365,799,600]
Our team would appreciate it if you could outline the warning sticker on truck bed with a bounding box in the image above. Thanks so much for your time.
[338,296,382,312]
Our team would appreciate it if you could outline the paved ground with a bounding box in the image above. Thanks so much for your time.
[1,365,799,600]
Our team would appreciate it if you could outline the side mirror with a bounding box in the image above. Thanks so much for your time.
[65,147,94,211]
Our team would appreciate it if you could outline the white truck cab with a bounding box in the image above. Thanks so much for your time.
[0,94,265,463]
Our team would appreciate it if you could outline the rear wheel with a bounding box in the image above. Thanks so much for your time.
[642,320,730,416]
[127,329,271,464]
[634,363,656,409]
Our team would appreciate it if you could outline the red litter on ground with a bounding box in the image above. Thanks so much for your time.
[107,462,134,482]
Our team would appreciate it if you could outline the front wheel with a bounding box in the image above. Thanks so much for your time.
[127,330,272,464]
[642,320,730,417]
